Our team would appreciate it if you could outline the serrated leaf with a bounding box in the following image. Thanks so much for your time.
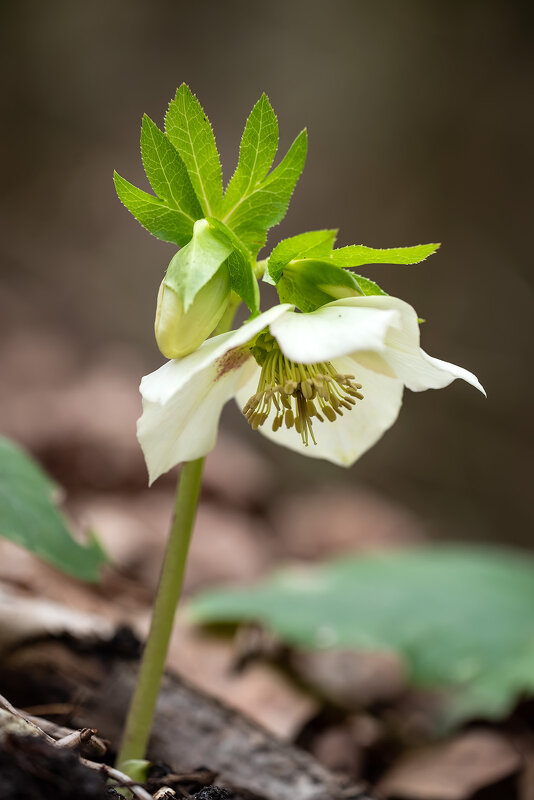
[189,545,534,728]
[223,129,308,256]
[0,437,106,582]
[223,94,279,215]
[350,274,388,296]
[165,84,223,217]
[165,219,232,311]
[268,229,338,283]
[277,259,363,312]
[140,115,202,220]
[113,172,195,246]
[328,242,440,268]
[207,218,259,314]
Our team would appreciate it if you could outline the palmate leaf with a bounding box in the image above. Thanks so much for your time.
[165,84,224,217]
[140,114,202,221]
[223,94,279,215]
[189,545,534,728]
[277,260,363,312]
[113,172,195,246]
[0,437,106,582]
[222,129,308,256]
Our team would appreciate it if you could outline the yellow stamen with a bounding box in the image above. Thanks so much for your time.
[243,332,364,446]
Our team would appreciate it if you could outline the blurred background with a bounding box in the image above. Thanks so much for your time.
[0,2,533,795]
[1,0,532,544]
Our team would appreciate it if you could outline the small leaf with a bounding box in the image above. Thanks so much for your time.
[268,229,338,283]
[140,115,202,221]
[351,274,388,296]
[223,129,308,256]
[207,217,260,314]
[0,437,107,582]
[189,545,534,728]
[277,259,363,312]
[165,219,232,311]
[328,242,440,268]
[165,84,223,217]
[223,94,279,215]
[113,172,195,246]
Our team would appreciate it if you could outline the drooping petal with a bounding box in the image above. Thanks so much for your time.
[137,304,291,483]
[317,295,485,395]
[268,301,402,364]
[235,356,404,467]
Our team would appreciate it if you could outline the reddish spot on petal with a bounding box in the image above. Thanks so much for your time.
[215,346,250,381]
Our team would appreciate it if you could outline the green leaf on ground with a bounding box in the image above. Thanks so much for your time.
[207,218,260,314]
[0,437,107,582]
[140,114,202,220]
[189,545,534,727]
[223,129,308,256]
[165,219,232,311]
[223,94,279,215]
[328,242,440,268]
[268,229,338,283]
[113,172,195,246]
[165,84,223,217]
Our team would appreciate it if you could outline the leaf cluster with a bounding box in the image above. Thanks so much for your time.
[114,85,307,313]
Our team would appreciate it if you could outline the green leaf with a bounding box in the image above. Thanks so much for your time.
[328,242,440,268]
[0,437,107,582]
[113,172,195,246]
[223,94,279,215]
[223,129,308,256]
[207,218,260,314]
[350,274,388,296]
[140,114,202,221]
[277,259,363,312]
[165,219,232,311]
[165,84,223,217]
[268,229,338,283]
[189,545,534,727]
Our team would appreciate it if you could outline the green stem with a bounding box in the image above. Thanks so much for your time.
[116,457,204,768]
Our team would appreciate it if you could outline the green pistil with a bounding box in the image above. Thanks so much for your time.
[243,333,364,446]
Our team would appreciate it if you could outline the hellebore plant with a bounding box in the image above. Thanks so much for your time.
[114,85,484,769]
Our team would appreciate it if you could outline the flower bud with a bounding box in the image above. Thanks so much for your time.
[155,265,231,359]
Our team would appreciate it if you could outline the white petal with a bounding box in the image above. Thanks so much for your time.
[269,303,402,364]
[389,346,486,394]
[137,304,291,483]
[324,295,485,395]
[235,356,404,467]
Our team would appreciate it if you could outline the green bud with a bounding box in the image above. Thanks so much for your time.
[276,258,363,312]
[155,265,231,359]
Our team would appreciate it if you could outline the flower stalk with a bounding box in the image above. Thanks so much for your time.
[116,456,204,769]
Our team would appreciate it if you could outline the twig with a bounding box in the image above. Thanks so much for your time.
[81,757,154,800]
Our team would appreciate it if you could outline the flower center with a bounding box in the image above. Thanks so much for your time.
[243,332,364,446]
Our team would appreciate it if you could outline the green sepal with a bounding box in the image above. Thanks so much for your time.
[113,171,195,246]
[223,129,308,256]
[165,84,224,217]
[140,114,202,221]
[0,437,108,582]
[328,242,440,267]
[268,229,338,283]
[276,259,364,312]
[223,93,279,215]
[207,218,260,314]
[165,219,232,311]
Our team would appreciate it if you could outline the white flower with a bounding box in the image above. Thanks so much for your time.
[137,295,484,484]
